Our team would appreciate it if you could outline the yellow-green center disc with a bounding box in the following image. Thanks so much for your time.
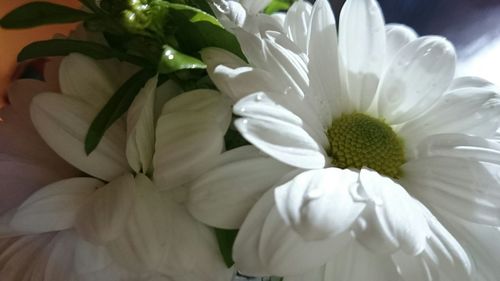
[327,113,405,178]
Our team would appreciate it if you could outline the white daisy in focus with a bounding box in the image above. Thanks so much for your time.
[190,0,500,280]
[1,53,232,281]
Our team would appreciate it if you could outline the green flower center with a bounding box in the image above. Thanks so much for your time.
[327,113,405,178]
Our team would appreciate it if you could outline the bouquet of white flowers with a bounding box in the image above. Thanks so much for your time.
[1,0,500,280]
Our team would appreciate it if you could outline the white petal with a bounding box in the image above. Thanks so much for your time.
[391,251,438,281]
[31,93,129,181]
[153,111,224,189]
[322,240,402,281]
[274,168,364,240]
[262,31,310,98]
[353,169,430,255]
[44,231,78,281]
[399,85,500,149]
[385,24,418,64]
[307,0,343,123]
[449,76,496,91]
[126,76,157,173]
[0,233,56,280]
[153,80,183,121]
[402,136,500,226]
[241,0,271,14]
[188,150,293,229]
[10,177,102,233]
[284,0,312,52]
[419,208,472,281]
[75,173,135,244]
[202,48,269,101]
[158,193,232,281]
[234,189,351,276]
[108,174,168,272]
[59,53,118,109]
[438,214,499,281]
[74,239,112,275]
[161,89,232,132]
[377,36,456,124]
[339,0,386,112]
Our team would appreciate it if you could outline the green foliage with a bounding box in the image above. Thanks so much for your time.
[0,2,92,28]
[264,0,295,14]
[214,228,239,268]
[158,45,206,74]
[85,69,155,154]
[17,39,149,67]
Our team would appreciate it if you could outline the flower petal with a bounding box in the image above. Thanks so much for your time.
[339,0,386,112]
[234,189,351,276]
[322,240,401,281]
[377,36,456,124]
[158,193,232,281]
[402,135,500,226]
[0,233,56,280]
[153,111,224,189]
[353,169,430,255]
[307,0,343,123]
[44,231,78,281]
[107,174,168,272]
[385,24,418,64]
[10,177,102,233]
[284,0,312,52]
[126,76,157,173]
[30,93,129,181]
[419,208,471,281]
[188,146,293,229]
[399,83,500,150]
[161,89,232,132]
[202,48,273,102]
[438,214,498,281]
[274,168,365,241]
[234,93,326,169]
[59,53,119,109]
[75,173,135,244]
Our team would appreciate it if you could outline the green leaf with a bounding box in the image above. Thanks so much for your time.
[0,2,92,29]
[264,0,295,14]
[78,0,101,13]
[268,277,284,281]
[85,69,155,154]
[167,3,245,59]
[158,45,206,74]
[18,39,149,67]
[225,127,250,150]
[214,228,238,268]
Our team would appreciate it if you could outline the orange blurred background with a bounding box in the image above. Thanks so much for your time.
[0,0,79,106]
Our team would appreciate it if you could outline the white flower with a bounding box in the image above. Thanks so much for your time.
[191,0,500,280]
[1,53,232,281]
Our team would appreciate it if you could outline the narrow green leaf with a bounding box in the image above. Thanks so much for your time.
[214,228,238,268]
[0,2,92,29]
[264,0,295,14]
[78,0,101,13]
[18,39,149,67]
[158,45,206,74]
[268,277,284,281]
[225,127,250,150]
[85,69,155,154]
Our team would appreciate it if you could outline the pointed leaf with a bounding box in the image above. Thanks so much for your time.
[85,68,155,154]
[18,39,148,67]
[215,228,238,267]
[158,45,206,74]
[0,2,92,29]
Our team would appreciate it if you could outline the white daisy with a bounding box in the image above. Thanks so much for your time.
[1,53,232,281]
[191,0,500,280]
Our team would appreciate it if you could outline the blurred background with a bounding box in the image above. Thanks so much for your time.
[1,0,499,103]
[331,0,500,85]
